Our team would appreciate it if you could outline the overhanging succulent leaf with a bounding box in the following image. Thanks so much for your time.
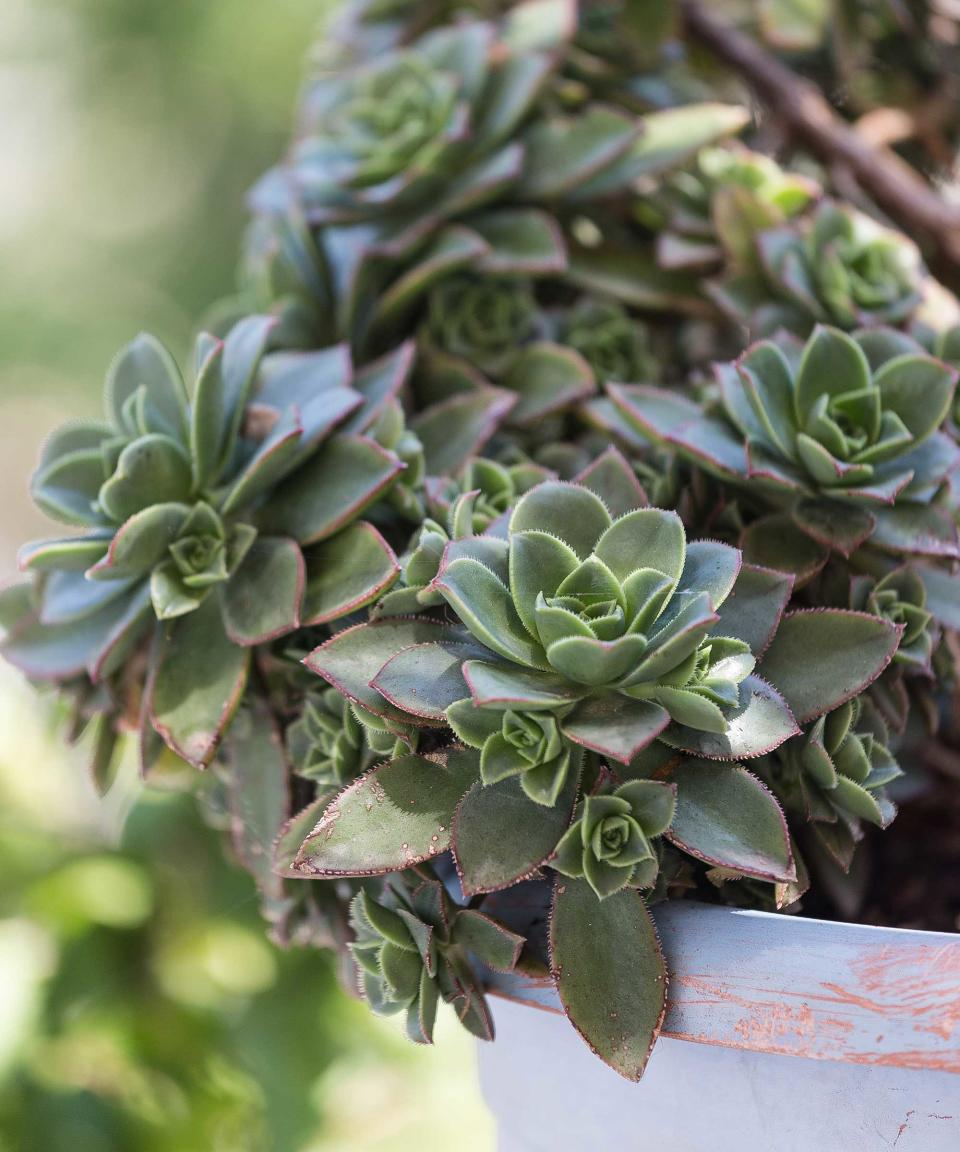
[293,748,479,876]
[453,762,580,896]
[562,696,670,764]
[301,522,399,625]
[18,535,112,573]
[566,246,709,314]
[1,584,152,683]
[519,105,640,200]
[661,675,798,759]
[573,448,648,517]
[760,610,901,723]
[550,877,667,1081]
[472,208,567,274]
[664,761,795,882]
[149,594,250,768]
[503,343,596,425]
[452,909,524,971]
[740,515,828,587]
[224,702,289,901]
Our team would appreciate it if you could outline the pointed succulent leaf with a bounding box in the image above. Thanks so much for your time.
[259,434,404,544]
[578,103,750,195]
[519,105,641,200]
[453,761,580,896]
[149,594,250,767]
[665,761,795,881]
[712,562,794,655]
[372,642,475,721]
[18,534,112,573]
[293,748,479,876]
[221,536,304,645]
[760,609,901,723]
[434,555,547,668]
[224,703,289,901]
[550,878,667,1081]
[105,332,187,441]
[573,448,648,517]
[38,569,135,626]
[471,209,566,275]
[301,522,399,625]
[305,617,470,725]
[562,696,670,764]
[190,338,227,490]
[462,660,586,711]
[452,909,524,972]
[503,343,596,426]
[2,584,152,683]
[411,388,515,476]
[661,675,798,759]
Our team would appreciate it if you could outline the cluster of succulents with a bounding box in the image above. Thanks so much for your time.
[4,0,960,1084]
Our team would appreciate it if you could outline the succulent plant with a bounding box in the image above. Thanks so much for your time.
[765,696,902,878]
[612,325,960,574]
[6,0,960,1097]
[287,686,374,784]
[711,201,925,337]
[4,325,415,766]
[552,778,677,898]
[559,297,657,384]
[349,879,523,1043]
[649,144,819,273]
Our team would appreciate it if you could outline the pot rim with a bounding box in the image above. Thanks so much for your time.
[482,902,960,1072]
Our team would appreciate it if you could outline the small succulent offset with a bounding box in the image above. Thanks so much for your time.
[6,0,960,1099]
[350,879,523,1043]
[711,200,925,337]
[649,144,819,273]
[553,779,677,898]
[765,696,903,875]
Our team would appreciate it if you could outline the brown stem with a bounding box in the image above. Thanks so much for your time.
[680,0,960,266]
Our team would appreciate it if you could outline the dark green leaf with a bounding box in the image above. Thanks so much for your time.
[550,878,666,1080]
[293,748,479,876]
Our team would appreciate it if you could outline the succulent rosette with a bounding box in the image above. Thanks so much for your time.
[375,457,551,617]
[350,879,523,1043]
[559,297,657,384]
[3,325,417,767]
[612,324,960,574]
[765,696,903,877]
[711,200,925,336]
[649,144,819,273]
[552,778,677,898]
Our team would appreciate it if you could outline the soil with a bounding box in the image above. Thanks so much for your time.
[859,770,960,933]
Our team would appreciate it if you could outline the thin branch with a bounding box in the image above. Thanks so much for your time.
[680,0,960,266]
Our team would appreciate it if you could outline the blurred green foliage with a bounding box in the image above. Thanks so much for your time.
[0,1,493,1148]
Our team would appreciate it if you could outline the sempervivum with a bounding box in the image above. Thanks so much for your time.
[710,200,926,337]
[612,324,960,573]
[4,323,412,767]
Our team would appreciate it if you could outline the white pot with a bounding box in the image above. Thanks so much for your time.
[477,904,960,1151]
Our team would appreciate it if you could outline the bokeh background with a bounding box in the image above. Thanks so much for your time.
[0,2,494,1148]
